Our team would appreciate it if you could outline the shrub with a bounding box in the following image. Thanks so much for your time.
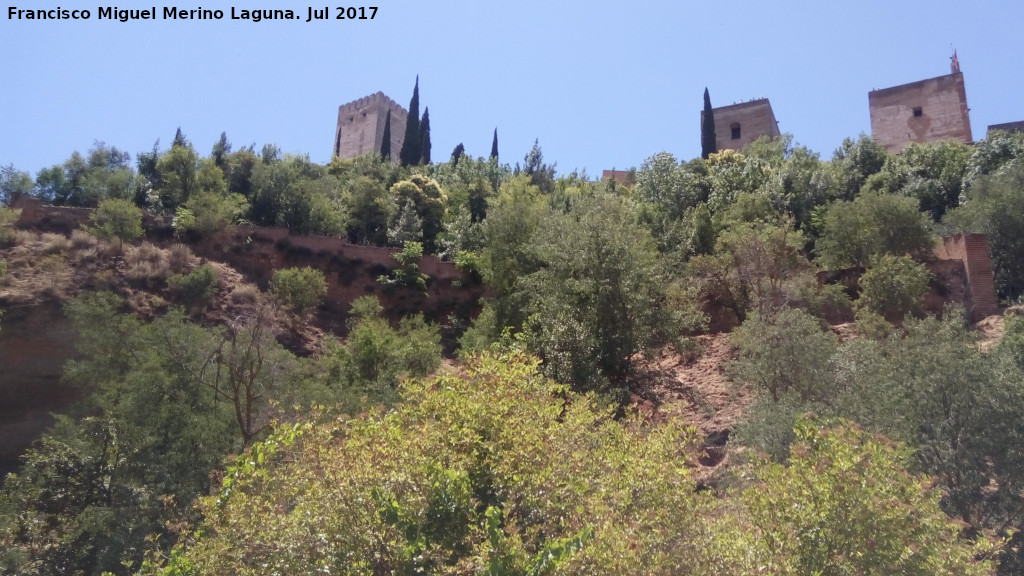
[125,242,170,283]
[167,264,219,308]
[69,229,98,250]
[377,241,428,290]
[167,243,194,274]
[40,232,71,255]
[88,198,143,248]
[815,191,934,269]
[856,254,933,321]
[742,417,997,575]
[269,266,327,316]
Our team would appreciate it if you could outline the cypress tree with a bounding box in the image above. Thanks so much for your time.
[380,109,392,161]
[419,107,431,165]
[399,76,421,166]
[490,128,499,160]
[451,143,465,166]
[701,87,717,160]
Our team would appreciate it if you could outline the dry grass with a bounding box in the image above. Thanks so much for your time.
[70,229,98,250]
[167,243,195,274]
[125,242,171,283]
[230,283,263,306]
[40,233,72,255]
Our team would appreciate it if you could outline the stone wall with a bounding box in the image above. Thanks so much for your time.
[701,98,780,152]
[333,92,408,160]
[988,121,1024,135]
[194,226,487,332]
[868,72,972,153]
[933,234,1000,321]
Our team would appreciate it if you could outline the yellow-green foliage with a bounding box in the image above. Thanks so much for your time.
[147,353,995,575]
[151,352,749,575]
[742,417,998,576]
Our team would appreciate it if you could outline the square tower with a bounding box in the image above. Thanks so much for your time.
[333,92,408,160]
[868,71,972,154]
[701,98,781,152]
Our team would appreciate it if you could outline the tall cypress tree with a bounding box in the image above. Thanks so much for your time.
[399,76,421,166]
[451,143,465,166]
[380,109,392,161]
[490,128,499,160]
[701,87,717,160]
[419,107,431,165]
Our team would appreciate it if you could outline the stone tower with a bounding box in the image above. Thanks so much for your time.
[700,98,781,153]
[333,92,408,160]
[868,56,972,153]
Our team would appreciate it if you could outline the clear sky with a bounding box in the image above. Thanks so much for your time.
[2,0,1022,178]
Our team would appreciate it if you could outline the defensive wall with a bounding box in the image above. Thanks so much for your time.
[12,197,1001,325]
[12,195,487,332]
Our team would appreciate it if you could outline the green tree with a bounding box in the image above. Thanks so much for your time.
[88,198,143,248]
[945,163,1024,300]
[378,241,428,291]
[389,175,447,252]
[0,294,236,576]
[178,190,248,236]
[344,175,395,245]
[827,134,888,201]
[419,107,431,165]
[450,142,464,166]
[856,254,933,320]
[701,87,717,159]
[832,313,1024,570]
[167,264,219,309]
[521,194,690,394]
[0,164,35,205]
[269,266,327,316]
[155,142,201,211]
[815,191,934,269]
[141,352,752,576]
[742,417,997,576]
[480,175,548,333]
[399,76,422,167]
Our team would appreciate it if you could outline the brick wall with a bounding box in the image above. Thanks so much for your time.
[933,234,1001,321]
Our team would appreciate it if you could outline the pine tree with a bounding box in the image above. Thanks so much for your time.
[419,107,431,165]
[380,109,392,161]
[173,127,188,148]
[451,143,465,166]
[701,87,717,160]
[490,128,499,160]
[399,76,421,166]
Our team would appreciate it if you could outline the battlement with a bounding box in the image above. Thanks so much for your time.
[869,72,972,153]
[333,92,409,159]
[701,98,780,152]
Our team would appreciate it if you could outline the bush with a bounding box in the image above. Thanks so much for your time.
[377,241,428,291]
[742,417,997,576]
[856,254,933,320]
[125,242,170,283]
[815,191,934,269]
[269,266,327,316]
[88,198,143,248]
[168,264,219,308]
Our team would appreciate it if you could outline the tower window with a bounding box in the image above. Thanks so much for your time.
[913,107,923,117]
[731,123,741,140]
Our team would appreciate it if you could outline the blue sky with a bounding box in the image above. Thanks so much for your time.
[2,0,1022,177]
